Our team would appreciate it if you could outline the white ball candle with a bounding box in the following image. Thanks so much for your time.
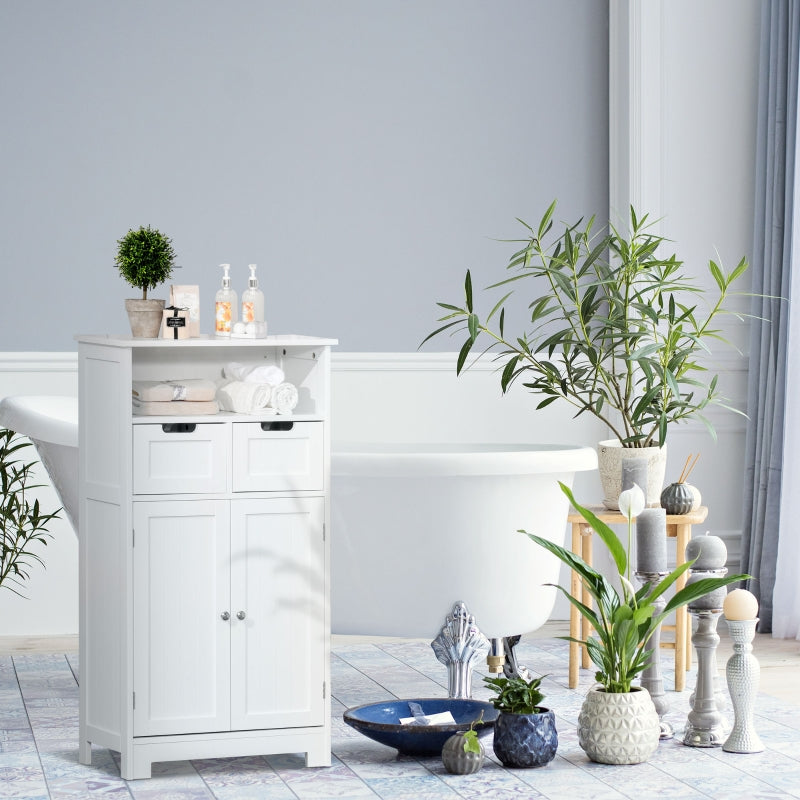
[723,588,759,620]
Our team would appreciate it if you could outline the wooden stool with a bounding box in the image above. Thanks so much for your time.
[566,505,708,692]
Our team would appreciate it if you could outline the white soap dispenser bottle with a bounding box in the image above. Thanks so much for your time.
[215,263,238,336]
[241,263,265,325]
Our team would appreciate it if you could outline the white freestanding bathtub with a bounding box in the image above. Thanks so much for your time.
[0,395,79,532]
[331,443,597,640]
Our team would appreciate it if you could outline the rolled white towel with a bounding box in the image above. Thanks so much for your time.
[269,382,299,415]
[223,361,285,386]
[216,380,273,414]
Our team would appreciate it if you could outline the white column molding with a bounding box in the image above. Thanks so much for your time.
[609,0,665,230]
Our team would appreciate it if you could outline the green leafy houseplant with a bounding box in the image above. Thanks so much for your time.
[525,482,747,693]
[484,673,558,768]
[115,225,177,300]
[422,202,749,447]
[0,429,61,596]
[483,674,546,715]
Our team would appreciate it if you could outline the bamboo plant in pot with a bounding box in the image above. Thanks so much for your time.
[524,481,747,765]
[422,202,749,507]
[115,225,177,338]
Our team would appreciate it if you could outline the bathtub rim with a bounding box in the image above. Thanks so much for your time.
[332,442,598,477]
[0,395,79,449]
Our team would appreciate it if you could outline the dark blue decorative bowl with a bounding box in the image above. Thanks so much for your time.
[343,698,498,756]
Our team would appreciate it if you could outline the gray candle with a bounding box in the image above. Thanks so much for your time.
[685,533,727,570]
[622,458,648,495]
[636,507,667,573]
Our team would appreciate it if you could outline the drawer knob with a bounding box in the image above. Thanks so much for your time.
[220,611,230,621]
[236,610,247,620]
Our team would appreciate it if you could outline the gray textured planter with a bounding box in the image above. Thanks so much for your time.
[598,439,667,509]
[492,709,558,768]
[125,298,165,338]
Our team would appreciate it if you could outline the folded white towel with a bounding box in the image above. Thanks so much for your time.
[216,381,274,414]
[269,382,299,415]
[132,379,217,402]
[223,362,285,386]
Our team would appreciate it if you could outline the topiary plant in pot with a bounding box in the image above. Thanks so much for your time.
[523,481,748,765]
[422,202,750,507]
[115,225,177,337]
[483,673,557,768]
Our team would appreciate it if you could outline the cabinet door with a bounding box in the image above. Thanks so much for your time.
[229,497,325,730]
[133,500,230,736]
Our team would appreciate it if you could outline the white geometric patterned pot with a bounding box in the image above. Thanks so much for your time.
[577,686,660,764]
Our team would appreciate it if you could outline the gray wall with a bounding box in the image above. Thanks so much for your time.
[1,0,608,351]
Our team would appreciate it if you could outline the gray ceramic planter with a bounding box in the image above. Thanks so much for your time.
[492,709,558,768]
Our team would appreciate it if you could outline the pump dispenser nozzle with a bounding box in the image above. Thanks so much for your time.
[220,263,232,287]
[248,264,258,288]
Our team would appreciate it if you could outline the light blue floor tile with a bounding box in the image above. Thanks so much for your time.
[3,635,800,799]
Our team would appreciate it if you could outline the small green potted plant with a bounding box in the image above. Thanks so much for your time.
[115,225,177,337]
[0,429,61,595]
[422,202,750,507]
[523,481,747,765]
[483,673,557,769]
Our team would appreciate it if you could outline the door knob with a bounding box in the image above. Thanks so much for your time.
[236,611,246,620]
[220,611,230,621]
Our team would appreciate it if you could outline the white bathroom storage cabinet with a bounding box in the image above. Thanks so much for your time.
[75,334,336,780]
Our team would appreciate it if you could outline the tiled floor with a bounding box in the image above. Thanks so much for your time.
[2,629,799,799]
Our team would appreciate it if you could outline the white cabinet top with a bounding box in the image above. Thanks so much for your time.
[75,334,338,348]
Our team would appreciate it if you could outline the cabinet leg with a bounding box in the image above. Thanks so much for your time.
[305,744,331,768]
[78,739,92,766]
[120,752,152,781]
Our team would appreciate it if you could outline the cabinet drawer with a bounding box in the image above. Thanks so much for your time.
[133,423,227,495]
[232,421,323,492]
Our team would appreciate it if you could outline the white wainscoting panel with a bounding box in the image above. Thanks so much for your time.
[0,351,747,635]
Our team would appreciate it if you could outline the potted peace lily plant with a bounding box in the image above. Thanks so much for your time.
[524,481,746,765]
[422,202,749,507]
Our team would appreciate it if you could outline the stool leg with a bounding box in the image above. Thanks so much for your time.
[569,522,581,689]
[581,527,593,670]
[674,522,691,692]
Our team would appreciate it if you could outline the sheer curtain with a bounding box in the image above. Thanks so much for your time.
[741,0,799,635]
[773,58,800,639]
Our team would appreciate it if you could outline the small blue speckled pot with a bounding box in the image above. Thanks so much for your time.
[492,709,558,768]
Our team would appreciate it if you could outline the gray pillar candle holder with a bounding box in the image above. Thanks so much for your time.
[722,618,764,753]
[684,596,729,747]
[636,570,673,739]
[431,601,490,699]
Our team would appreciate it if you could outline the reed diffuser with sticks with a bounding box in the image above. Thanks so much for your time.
[660,454,700,514]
